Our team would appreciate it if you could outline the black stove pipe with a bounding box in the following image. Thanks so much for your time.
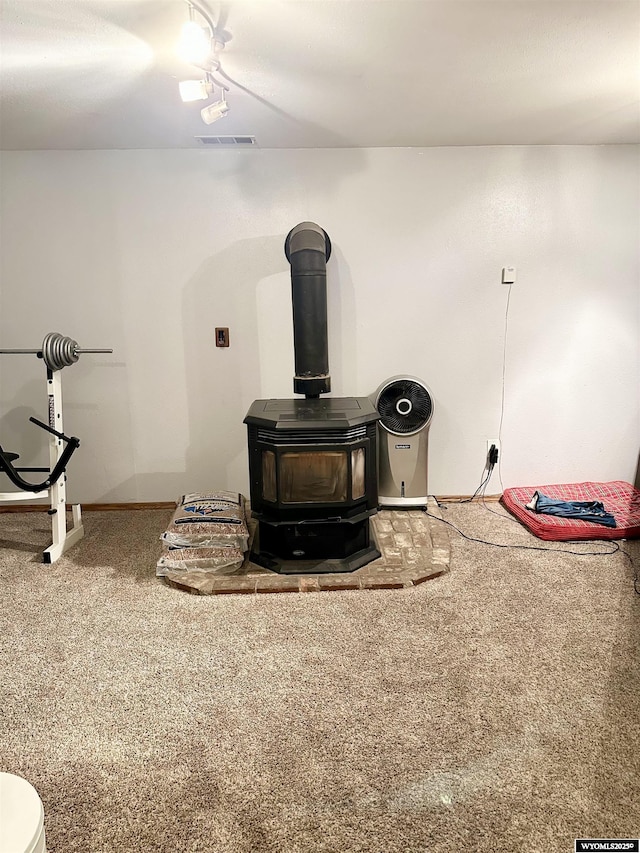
[284,222,332,398]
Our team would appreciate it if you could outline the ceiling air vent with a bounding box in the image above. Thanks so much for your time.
[195,135,258,146]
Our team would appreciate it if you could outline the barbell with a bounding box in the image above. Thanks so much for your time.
[0,332,113,372]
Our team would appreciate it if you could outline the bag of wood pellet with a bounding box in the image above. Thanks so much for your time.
[161,491,249,550]
[156,544,245,577]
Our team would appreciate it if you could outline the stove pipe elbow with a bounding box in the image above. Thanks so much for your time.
[284,222,332,398]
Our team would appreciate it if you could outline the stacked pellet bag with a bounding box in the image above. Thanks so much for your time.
[157,492,250,577]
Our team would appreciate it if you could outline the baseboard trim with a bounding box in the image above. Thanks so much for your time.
[0,501,176,513]
[436,494,503,503]
[1,496,502,514]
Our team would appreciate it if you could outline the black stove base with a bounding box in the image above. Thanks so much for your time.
[250,516,380,574]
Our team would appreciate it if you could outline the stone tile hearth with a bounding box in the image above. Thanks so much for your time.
[162,498,450,595]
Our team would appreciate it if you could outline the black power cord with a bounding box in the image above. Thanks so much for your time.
[448,446,499,505]
[426,496,640,596]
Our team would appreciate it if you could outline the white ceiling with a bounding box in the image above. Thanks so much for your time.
[1,0,639,150]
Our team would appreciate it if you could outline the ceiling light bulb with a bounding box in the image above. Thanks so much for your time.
[201,99,229,125]
[179,79,212,102]
[177,20,211,65]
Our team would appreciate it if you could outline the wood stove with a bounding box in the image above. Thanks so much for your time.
[244,223,380,574]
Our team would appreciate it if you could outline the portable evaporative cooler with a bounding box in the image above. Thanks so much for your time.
[373,375,435,508]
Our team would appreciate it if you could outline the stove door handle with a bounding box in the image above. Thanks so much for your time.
[298,516,343,525]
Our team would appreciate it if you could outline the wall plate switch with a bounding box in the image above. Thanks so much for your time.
[502,266,516,284]
[215,327,229,347]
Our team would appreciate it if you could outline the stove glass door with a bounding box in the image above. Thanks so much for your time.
[280,450,347,503]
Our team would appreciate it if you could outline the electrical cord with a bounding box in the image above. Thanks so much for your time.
[446,426,503,509]
[427,496,640,595]
[479,492,523,525]
[478,494,639,595]
[622,546,640,596]
[455,462,496,503]
[496,281,512,493]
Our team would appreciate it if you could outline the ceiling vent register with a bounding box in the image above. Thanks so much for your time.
[195,135,257,146]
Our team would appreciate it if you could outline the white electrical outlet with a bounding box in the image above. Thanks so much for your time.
[487,439,501,463]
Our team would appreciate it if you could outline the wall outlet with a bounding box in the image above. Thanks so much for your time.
[502,266,516,284]
[487,439,501,464]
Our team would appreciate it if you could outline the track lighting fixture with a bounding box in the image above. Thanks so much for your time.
[201,94,229,124]
[179,79,213,102]
[177,19,211,66]
[177,1,230,125]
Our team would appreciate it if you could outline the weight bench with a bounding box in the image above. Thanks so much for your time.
[0,384,83,563]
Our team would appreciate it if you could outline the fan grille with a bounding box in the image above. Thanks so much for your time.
[377,378,433,435]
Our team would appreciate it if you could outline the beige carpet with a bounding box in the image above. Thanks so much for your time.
[1,504,638,853]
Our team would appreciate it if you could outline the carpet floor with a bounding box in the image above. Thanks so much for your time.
[0,503,638,853]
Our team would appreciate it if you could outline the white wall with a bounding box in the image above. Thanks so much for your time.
[0,145,638,502]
